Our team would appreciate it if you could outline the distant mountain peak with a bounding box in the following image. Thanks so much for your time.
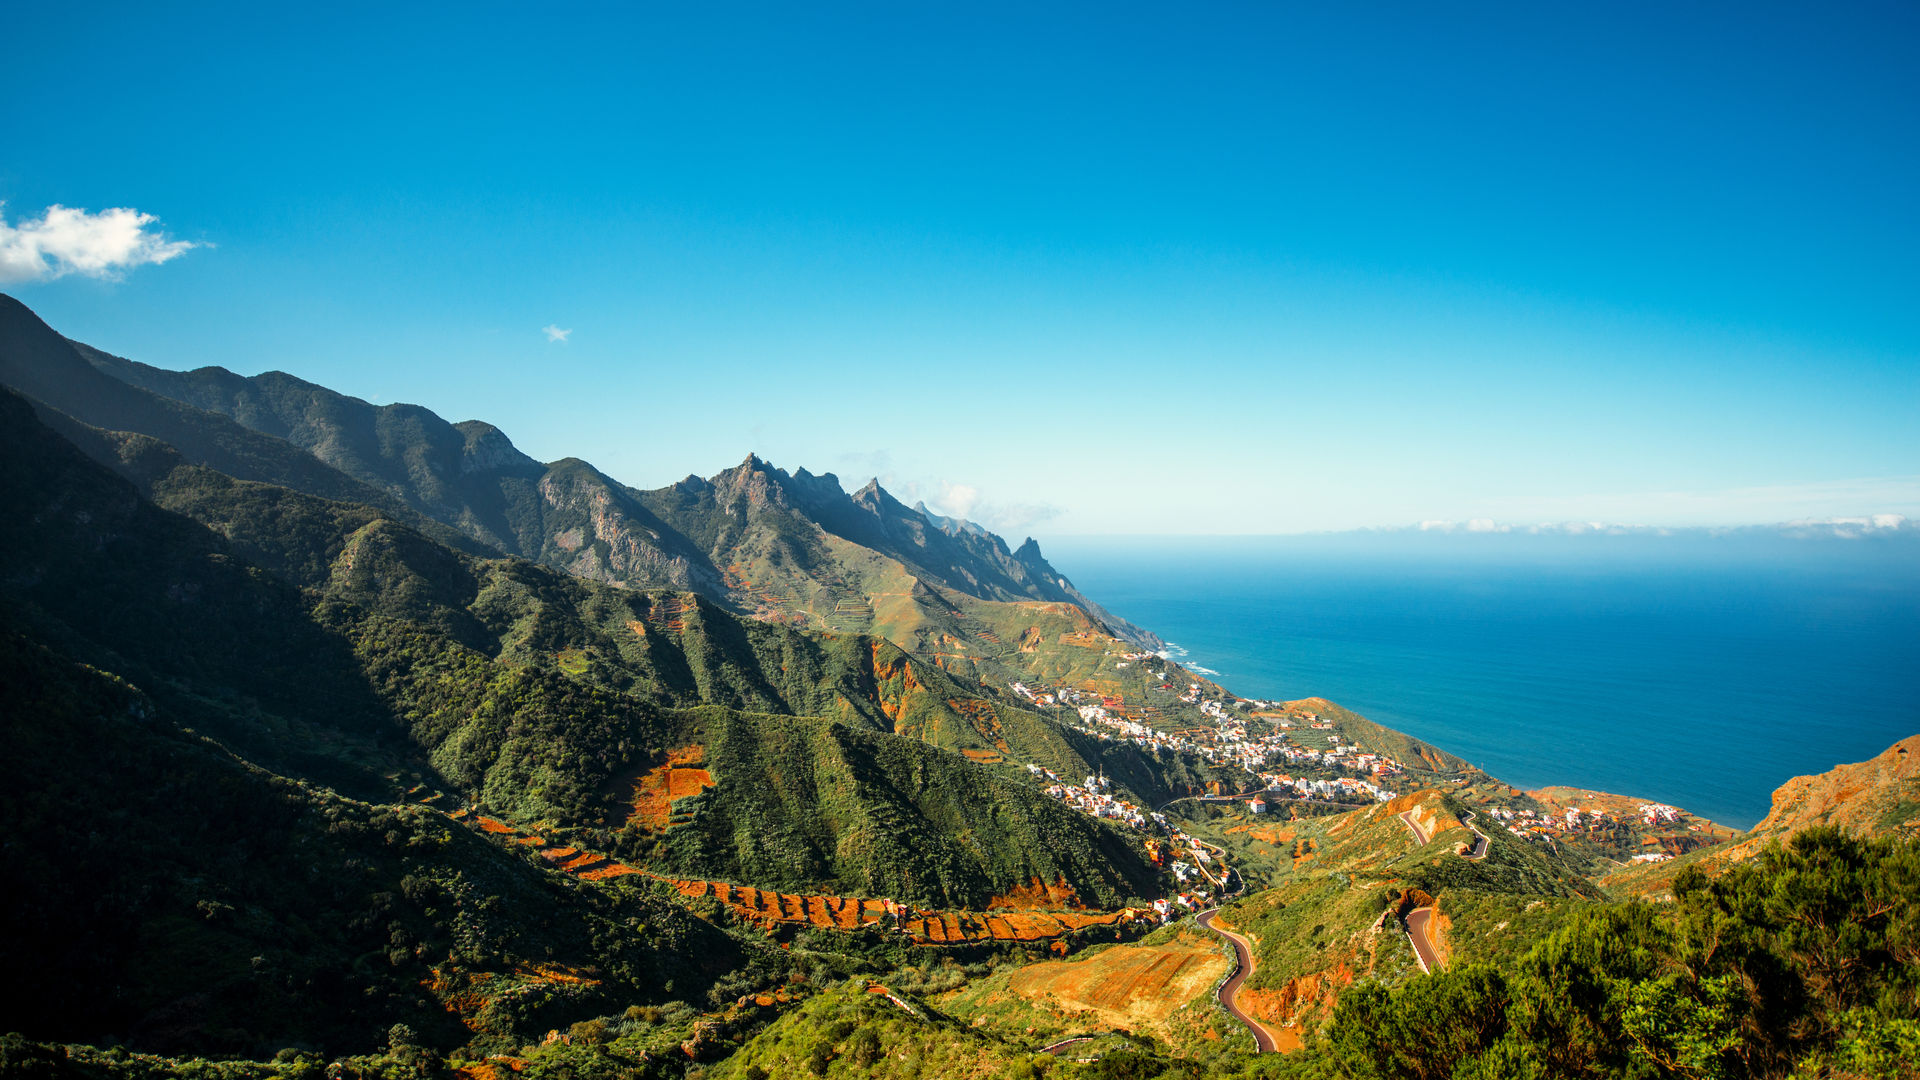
[791,465,833,483]
[0,293,1163,649]
[914,500,991,539]
[453,419,540,476]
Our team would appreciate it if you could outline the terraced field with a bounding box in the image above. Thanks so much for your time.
[938,929,1232,1044]
[452,802,1151,945]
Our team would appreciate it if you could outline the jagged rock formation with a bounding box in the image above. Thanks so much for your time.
[1,292,1154,653]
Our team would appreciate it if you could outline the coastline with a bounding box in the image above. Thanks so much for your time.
[1061,547,1920,832]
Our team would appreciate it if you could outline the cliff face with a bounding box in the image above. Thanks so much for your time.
[1739,734,1920,849]
[530,459,719,593]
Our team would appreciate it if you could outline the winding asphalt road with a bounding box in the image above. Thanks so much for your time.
[1404,906,1442,973]
[1396,806,1474,972]
[1402,807,1489,860]
[1196,909,1278,1053]
[1459,811,1490,859]
[1397,808,1433,846]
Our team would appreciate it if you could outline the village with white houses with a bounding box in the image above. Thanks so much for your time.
[1480,798,1703,862]
[1000,648,1746,894]
[1001,657,1443,919]
[1020,761,1223,920]
[1010,663,1406,809]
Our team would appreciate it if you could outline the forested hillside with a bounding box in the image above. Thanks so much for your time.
[0,293,1154,654]
[0,377,1187,1059]
[6,293,1913,1080]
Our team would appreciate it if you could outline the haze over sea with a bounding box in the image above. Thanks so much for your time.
[1047,530,1920,830]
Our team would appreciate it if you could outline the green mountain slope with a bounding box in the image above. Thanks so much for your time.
[33,392,1216,809]
[0,629,752,1057]
[7,299,1912,1080]
[0,294,489,560]
[0,385,1169,906]
[3,292,1155,656]
[652,706,1161,908]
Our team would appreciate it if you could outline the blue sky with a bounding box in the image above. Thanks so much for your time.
[3,2,1916,535]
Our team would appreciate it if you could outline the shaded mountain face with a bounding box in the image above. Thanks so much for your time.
[67,330,720,594]
[0,295,487,558]
[1,292,1151,650]
[0,382,1169,902]
[0,296,1238,1063]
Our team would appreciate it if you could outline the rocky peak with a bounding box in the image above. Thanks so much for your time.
[782,466,851,512]
[708,453,792,510]
[454,420,541,475]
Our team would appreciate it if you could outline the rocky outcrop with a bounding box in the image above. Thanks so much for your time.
[1736,734,1920,852]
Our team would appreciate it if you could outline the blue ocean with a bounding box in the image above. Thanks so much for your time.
[1045,532,1920,830]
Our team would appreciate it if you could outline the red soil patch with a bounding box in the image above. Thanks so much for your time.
[574,863,641,881]
[453,811,641,882]
[518,962,600,987]
[623,745,716,831]
[1427,908,1454,968]
[452,799,1142,947]
[660,873,1137,944]
[948,697,1011,753]
[1240,961,1356,1026]
[1008,934,1230,1028]
[868,642,925,723]
[425,967,495,1032]
[987,876,1085,910]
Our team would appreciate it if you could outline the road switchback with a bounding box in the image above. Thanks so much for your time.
[1196,909,1279,1053]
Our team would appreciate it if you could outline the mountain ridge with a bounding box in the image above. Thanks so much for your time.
[5,293,1913,1078]
[0,292,1160,654]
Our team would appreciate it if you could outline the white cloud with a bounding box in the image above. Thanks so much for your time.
[1471,475,1920,528]
[543,324,572,343]
[933,482,981,522]
[0,203,202,283]
[833,449,894,479]
[918,479,1061,534]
